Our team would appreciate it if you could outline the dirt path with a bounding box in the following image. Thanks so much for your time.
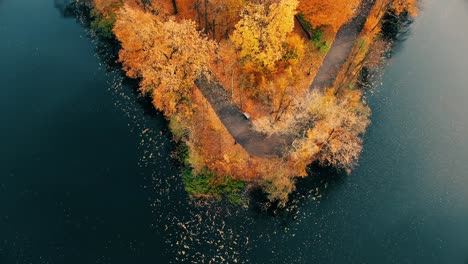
[196,76,293,158]
[310,0,375,90]
[195,0,375,159]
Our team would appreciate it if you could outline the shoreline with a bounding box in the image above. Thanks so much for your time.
[73,0,415,207]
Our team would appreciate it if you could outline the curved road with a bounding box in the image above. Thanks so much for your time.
[195,0,375,158]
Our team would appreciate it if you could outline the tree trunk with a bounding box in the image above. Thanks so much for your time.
[171,0,178,14]
[212,19,216,39]
[194,0,202,28]
[294,15,312,40]
[204,0,209,34]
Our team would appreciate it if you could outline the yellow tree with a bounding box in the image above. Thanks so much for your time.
[231,0,298,70]
[113,4,217,116]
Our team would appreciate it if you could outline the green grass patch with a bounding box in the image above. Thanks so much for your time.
[317,41,329,54]
[90,8,116,38]
[282,47,299,61]
[174,142,247,206]
[297,14,323,42]
[182,167,247,206]
[297,13,314,33]
[296,14,328,54]
[169,117,190,142]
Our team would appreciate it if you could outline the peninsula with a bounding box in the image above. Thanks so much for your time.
[85,0,416,206]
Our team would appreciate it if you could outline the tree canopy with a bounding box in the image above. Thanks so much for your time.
[231,0,298,70]
[113,4,217,115]
[298,0,360,30]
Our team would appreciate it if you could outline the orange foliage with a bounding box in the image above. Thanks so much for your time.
[93,0,141,16]
[173,88,306,204]
[93,0,122,16]
[154,0,244,40]
[195,0,245,40]
[297,0,360,31]
[113,4,216,116]
[393,0,418,15]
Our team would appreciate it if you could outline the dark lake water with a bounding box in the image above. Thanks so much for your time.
[1,0,468,263]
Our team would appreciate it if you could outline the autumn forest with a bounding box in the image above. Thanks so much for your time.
[85,0,417,206]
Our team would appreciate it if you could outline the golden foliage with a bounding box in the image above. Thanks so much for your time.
[290,90,370,174]
[231,0,299,70]
[297,0,360,31]
[113,4,217,116]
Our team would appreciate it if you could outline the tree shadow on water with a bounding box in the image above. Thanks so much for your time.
[381,9,414,58]
[249,163,348,227]
[53,0,164,121]
[54,0,84,18]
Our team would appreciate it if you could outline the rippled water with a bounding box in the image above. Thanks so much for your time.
[1,0,468,263]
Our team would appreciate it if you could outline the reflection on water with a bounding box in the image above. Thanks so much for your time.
[54,0,78,17]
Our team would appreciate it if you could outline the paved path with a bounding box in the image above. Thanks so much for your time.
[195,0,375,158]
